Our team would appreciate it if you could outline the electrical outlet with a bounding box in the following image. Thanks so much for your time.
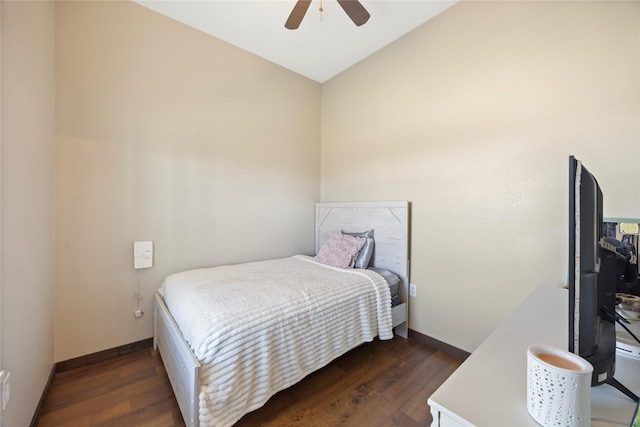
[409,283,417,298]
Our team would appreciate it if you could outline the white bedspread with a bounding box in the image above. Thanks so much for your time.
[159,255,393,427]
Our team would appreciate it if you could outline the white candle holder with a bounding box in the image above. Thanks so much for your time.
[527,345,593,427]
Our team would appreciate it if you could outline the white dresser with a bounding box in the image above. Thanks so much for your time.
[428,286,640,427]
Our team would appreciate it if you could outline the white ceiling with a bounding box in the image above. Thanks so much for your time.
[134,0,458,83]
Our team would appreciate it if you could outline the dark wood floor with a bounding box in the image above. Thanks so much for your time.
[38,336,462,426]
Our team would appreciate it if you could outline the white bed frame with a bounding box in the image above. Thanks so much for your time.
[315,201,410,338]
[154,201,411,427]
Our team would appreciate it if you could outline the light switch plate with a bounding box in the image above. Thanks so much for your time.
[134,241,153,269]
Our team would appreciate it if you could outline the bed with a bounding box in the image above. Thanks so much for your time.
[154,201,410,427]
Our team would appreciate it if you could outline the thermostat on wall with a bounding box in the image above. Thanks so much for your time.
[134,241,153,269]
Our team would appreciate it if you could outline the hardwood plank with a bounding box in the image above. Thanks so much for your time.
[235,337,461,427]
[37,336,462,426]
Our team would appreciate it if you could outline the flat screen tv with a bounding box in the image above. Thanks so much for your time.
[568,155,638,401]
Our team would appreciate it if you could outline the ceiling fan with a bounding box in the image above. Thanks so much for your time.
[285,0,370,30]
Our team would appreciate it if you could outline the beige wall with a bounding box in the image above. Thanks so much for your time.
[321,1,640,351]
[55,1,321,361]
[1,1,56,425]
[8,0,637,390]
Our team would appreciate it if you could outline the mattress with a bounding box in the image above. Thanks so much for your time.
[369,267,400,296]
[159,255,393,427]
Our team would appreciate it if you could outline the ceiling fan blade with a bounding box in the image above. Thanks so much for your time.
[336,0,370,26]
[285,0,312,30]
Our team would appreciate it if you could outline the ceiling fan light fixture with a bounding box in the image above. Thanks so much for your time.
[285,0,370,30]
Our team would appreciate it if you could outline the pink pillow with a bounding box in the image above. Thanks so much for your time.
[314,231,366,268]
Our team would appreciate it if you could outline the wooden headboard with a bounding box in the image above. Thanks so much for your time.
[315,201,411,337]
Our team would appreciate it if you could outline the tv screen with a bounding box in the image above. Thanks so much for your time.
[569,155,637,401]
